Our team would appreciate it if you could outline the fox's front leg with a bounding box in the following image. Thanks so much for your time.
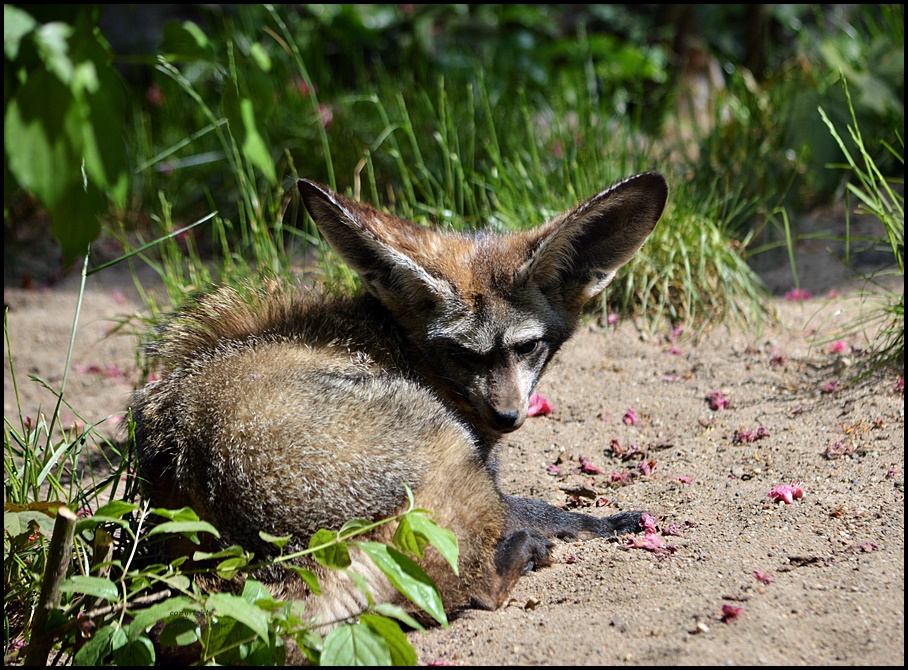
[503,495,644,541]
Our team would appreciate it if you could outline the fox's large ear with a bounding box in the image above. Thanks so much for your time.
[517,172,668,308]
[296,180,454,308]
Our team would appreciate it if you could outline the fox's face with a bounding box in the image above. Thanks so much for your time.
[298,174,668,442]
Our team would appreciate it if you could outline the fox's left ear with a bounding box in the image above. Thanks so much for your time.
[517,172,668,307]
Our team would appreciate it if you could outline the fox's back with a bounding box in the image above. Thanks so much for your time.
[133,286,499,555]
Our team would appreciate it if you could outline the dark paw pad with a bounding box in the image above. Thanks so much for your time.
[599,510,646,537]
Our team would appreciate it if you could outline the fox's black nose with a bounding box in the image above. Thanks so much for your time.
[492,408,523,432]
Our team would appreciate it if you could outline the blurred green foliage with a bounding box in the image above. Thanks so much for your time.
[4,4,129,266]
[3,4,904,265]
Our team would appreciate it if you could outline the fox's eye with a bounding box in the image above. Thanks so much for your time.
[514,339,542,358]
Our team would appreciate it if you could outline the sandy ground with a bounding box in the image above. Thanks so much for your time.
[3,212,904,666]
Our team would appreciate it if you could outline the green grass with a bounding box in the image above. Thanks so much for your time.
[815,82,904,377]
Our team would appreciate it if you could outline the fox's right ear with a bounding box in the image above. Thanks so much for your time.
[517,172,668,309]
[296,179,455,310]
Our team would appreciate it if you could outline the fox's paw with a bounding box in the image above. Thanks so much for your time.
[495,529,555,578]
[598,510,646,537]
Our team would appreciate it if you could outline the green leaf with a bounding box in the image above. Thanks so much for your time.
[222,84,276,184]
[4,4,38,60]
[60,575,118,601]
[338,518,374,536]
[372,603,426,632]
[148,520,220,545]
[160,21,214,61]
[403,512,459,575]
[356,542,448,627]
[159,618,200,647]
[249,42,272,72]
[74,624,116,665]
[34,21,76,84]
[309,528,351,569]
[241,578,274,606]
[208,592,271,643]
[112,635,155,666]
[192,544,246,561]
[360,614,417,666]
[321,622,392,666]
[216,556,249,580]
[126,597,199,642]
[93,500,138,518]
[259,530,293,549]
[78,66,128,208]
[48,179,105,267]
[287,566,322,596]
[4,510,57,538]
[392,515,429,558]
[4,70,80,211]
[149,506,202,522]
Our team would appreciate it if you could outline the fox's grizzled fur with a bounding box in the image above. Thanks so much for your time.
[132,172,668,628]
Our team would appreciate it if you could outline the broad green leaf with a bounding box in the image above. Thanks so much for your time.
[112,635,155,666]
[126,596,198,642]
[147,520,220,544]
[321,622,391,666]
[76,515,130,534]
[208,592,270,642]
[93,500,138,518]
[392,514,429,559]
[48,179,105,267]
[287,566,322,596]
[60,575,118,601]
[5,510,57,538]
[34,22,76,84]
[372,603,425,632]
[216,556,249,580]
[159,618,200,647]
[79,66,128,208]
[160,21,214,61]
[403,512,459,575]
[356,542,447,627]
[4,70,80,210]
[360,614,417,666]
[4,4,37,60]
[149,506,201,522]
[74,624,116,665]
[309,528,351,569]
[241,579,278,608]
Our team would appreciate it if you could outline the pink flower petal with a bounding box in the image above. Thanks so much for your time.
[767,482,804,504]
[707,391,729,411]
[721,604,744,622]
[639,513,658,534]
[784,288,812,301]
[527,393,553,417]
[623,408,637,425]
[577,455,604,475]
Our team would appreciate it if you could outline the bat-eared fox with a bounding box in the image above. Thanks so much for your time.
[132,171,668,634]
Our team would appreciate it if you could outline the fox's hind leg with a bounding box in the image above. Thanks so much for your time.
[503,495,644,541]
